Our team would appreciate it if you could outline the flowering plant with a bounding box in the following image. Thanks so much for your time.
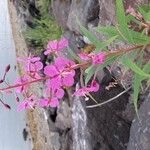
[0,0,149,114]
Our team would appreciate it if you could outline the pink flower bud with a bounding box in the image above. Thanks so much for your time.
[16,97,20,102]
[5,64,10,73]
[4,104,11,110]
[0,79,4,84]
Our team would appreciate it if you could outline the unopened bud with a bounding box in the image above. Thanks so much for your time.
[16,97,20,102]
[0,79,4,84]
[5,64,10,73]
[4,104,11,110]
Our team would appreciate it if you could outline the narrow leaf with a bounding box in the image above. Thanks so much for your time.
[77,20,102,48]
[67,48,82,63]
[122,58,150,78]
[85,65,96,85]
[133,74,141,115]
[95,36,118,53]
[116,0,134,43]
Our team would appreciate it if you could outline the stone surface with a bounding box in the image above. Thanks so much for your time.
[86,82,131,150]
[12,0,150,150]
[55,101,72,130]
[127,93,150,150]
[67,0,99,33]
[52,0,71,30]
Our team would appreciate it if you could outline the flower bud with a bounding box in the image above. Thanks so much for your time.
[5,64,10,73]
[4,104,11,110]
[0,79,4,84]
[16,97,20,102]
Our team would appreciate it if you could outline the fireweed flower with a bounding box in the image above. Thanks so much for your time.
[44,38,68,56]
[44,57,76,90]
[78,52,106,65]
[73,80,99,97]
[92,52,106,65]
[17,56,43,78]
[15,75,30,93]
[17,95,37,112]
[39,88,64,108]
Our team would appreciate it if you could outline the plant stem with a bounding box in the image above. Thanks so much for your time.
[0,76,50,91]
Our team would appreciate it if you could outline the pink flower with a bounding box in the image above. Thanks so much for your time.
[17,95,36,111]
[78,53,91,61]
[39,87,64,108]
[44,38,68,55]
[92,52,106,65]
[44,57,75,90]
[73,80,100,97]
[17,56,43,78]
[39,98,59,108]
[15,75,29,93]
[78,52,106,65]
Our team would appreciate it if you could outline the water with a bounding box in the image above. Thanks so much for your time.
[0,0,31,149]
[72,85,91,150]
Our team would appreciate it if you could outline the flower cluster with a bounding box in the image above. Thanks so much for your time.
[78,52,106,65]
[0,38,106,111]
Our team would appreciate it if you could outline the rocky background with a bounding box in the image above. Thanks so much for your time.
[11,0,150,150]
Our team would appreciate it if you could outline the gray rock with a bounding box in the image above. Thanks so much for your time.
[67,0,99,33]
[55,101,72,130]
[52,0,71,29]
[127,93,150,150]
[50,132,61,150]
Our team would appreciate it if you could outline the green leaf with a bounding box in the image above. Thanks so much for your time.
[85,65,96,85]
[78,23,101,46]
[95,36,118,53]
[67,48,82,63]
[133,74,141,115]
[132,61,150,114]
[141,60,150,80]
[85,56,118,85]
[122,57,150,78]
[116,0,134,44]
[97,26,149,45]
[96,26,119,38]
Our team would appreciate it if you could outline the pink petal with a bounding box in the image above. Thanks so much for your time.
[92,52,106,65]
[30,57,41,62]
[58,38,68,50]
[73,81,100,97]
[15,76,29,93]
[63,74,74,87]
[78,53,91,61]
[39,99,49,107]
[73,88,87,96]
[17,101,29,112]
[48,76,62,90]
[45,50,52,55]
[55,89,64,99]
[49,98,59,107]
[89,80,100,92]
[48,40,58,50]
[55,57,68,71]
[44,65,59,77]
[35,61,43,71]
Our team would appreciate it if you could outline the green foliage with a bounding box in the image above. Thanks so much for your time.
[23,0,62,52]
[67,48,82,63]
[78,0,150,113]
[116,0,134,44]
[138,5,150,21]
[24,18,62,49]
[36,0,51,18]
